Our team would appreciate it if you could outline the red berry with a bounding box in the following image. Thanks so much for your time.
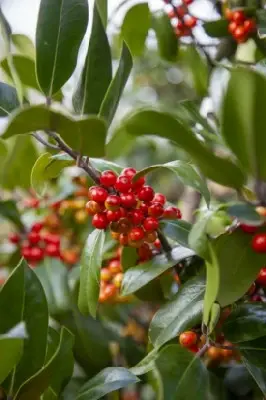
[120,207,127,218]
[233,25,246,40]
[121,167,136,178]
[120,193,137,209]
[106,209,121,222]
[139,202,149,215]
[251,294,262,302]
[138,243,152,261]
[228,21,237,34]
[148,202,164,218]
[92,213,109,229]
[89,186,108,203]
[225,8,233,21]
[184,15,197,29]
[108,259,122,274]
[153,193,166,205]
[232,10,245,25]
[256,267,266,287]
[128,209,144,225]
[129,227,145,242]
[167,8,176,19]
[21,246,31,259]
[154,238,161,249]
[176,5,186,18]
[145,230,158,243]
[117,217,132,234]
[115,176,132,193]
[133,176,146,191]
[31,222,44,233]
[137,186,154,202]
[24,198,40,208]
[189,344,199,353]
[243,19,256,33]
[252,233,266,253]
[100,268,112,282]
[103,284,117,300]
[9,233,20,244]
[43,233,60,246]
[46,243,60,258]
[86,200,103,215]
[240,224,258,234]
[28,231,41,245]
[30,247,44,262]
[100,170,117,187]
[119,233,129,246]
[143,217,159,231]
[179,331,198,348]
[105,195,121,211]
[163,206,179,220]
[183,0,193,4]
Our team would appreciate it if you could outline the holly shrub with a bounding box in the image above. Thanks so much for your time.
[1,0,266,398]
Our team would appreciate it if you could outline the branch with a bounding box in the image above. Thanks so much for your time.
[31,133,60,151]
[196,343,209,358]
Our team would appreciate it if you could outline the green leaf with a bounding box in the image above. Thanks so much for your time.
[31,152,73,197]
[14,327,74,400]
[152,11,178,62]
[223,303,266,343]
[36,0,88,96]
[2,105,107,157]
[121,247,194,296]
[97,0,107,27]
[73,1,112,114]
[90,158,123,174]
[257,9,266,37]
[226,202,262,224]
[115,109,245,188]
[155,345,212,400]
[99,42,133,125]
[121,246,138,272]
[0,82,20,116]
[0,200,23,229]
[203,243,220,326]
[188,212,213,259]
[221,67,266,180]
[78,229,106,317]
[150,275,205,348]
[76,367,139,400]
[121,3,151,57]
[134,161,210,206]
[130,349,159,376]
[203,19,229,38]
[1,55,39,91]
[160,220,192,248]
[243,358,266,396]
[12,34,35,59]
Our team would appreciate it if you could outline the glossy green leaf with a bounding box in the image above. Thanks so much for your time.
[243,358,266,396]
[77,367,139,400]
[223,303,266,343]
[1,55,39,91]
[116,109,245,188]
[134,161,210,206]
[78,229,106,317]
[221,67,266,179]
[14,327,74,400]
[155,345,212,400]
[121,3,150,57]
[0,200,23,229]
[90,158,123,174]
[121,247,194,296]
[203,19,229,38]
[150,275,205,348]
[152,11,178,62]
[121,246,138,272]
[226,202,262,224]
[160,220,192,248]
[0,82,20,116]
[203,243,220,326]
[2,105,107,157]
[99,42,133,125]
[36,0,88,96]
[12,34,35,59]
[188,212,213,259]
[73,1,112,114]
[31,152,73,196]
[130,349,159,376]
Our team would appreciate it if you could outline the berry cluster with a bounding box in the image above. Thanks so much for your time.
[86,168,181,250]
[225,8,256,43]
[164,0,197,38]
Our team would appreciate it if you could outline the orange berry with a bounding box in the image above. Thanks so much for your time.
[113,272,123,288]
[108,260,122,274]
[179,331,197,348]
[101,268,112,282]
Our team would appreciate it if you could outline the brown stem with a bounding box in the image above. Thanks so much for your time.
[196,342,209,358]
[31,133,60,151]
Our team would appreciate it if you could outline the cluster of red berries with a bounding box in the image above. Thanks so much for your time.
[86,167,181,250]
[164,0,197,37]
[225,8,256,43]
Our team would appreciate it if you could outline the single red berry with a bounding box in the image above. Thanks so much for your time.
[30,247,44,262]
[106,209,121,222]
[100,170,117,187]
[228,21,237,34]
[50,200,62,210]
[243,18,256,33]
[154,238,161,249]
[105,195,121,211]
[133,177,146,191]
[252,233,266,253]
[104,284,117,300]
[233,25,246,40]
[24,198,40,208]
[137,186,154,202]
[232,10,245,25]
[108,259,122,274]
[139,202,149,215]
[176,208,182,219]
[138,243,152,261]
[176,5,186,18]
[115,176,133,193]
[31,222,44,232]
[119,207,127,218]
[153,193,166,205]
[21,246,31,260]
[120,193,137,209]
[167,8,176,19]
[129,227,145,242]
[119,233,129,246]
[89,186,108,203]
[179,331,198,348]
[128,209,144,225]
[163,206,179,220]
[92,213,109,229]
[176,19,184,30]
[190,345,199,353]
[117,217,132,234]
[225,8,233,21]
[46,243,61,258]
[148,202,164,218]
[240,224,258,234]
[184,15,197,28]
[28,231,41,245]
[9,233,20,244]
[143,217,159,231]
[86,200,103,215]
[121,167,136,178]
[256,267,266,287]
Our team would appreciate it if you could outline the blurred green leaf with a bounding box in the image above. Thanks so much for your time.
[12,34,35,59]
[77,367,139,400]
[160,220,192,248]
[121,247,138,272]
[36,0,88,96]
[121,3,151,57]
[152,11,178,62]
[73,1,112,114]
[0,200,23,229]
[0,82,20,116]
[97,0,107,27]
[188,212,213,259]
[243,358,266,396]
[257,9,266,37]
[130,349,159,376]
[226,202,262,224]
[78,229,106,317]
[1,55,39,91]
[203,19,229,38]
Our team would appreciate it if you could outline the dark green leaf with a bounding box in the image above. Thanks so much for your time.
[2,105,107,157]
[73,1,112,114]
[0,200,23,229]
[36,0,88,96]
[188,212,213,259]
[121,247,194,296]
[116,109,245,188]
[76,367,139,400]
[243,358,266,396]
[97,0,107,27]
[121,247,138,272]
[150,275,205,348]
[1,55,39,91]
[12,34,35,59]
[0,82,20,116]
[203,19,229,38]
[99,42,133,125]
[121,3,151,57]
[130,348,159,376]
[78,229,106,317]
[160,220,192,248]
[152,11,178,62]
[257,9,266,37]
[221,67,266,180]
[227,202,262,224]
[134,161,210,206]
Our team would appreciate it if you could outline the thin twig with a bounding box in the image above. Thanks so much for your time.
[31,133,60,151]
[196,342,209,358]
